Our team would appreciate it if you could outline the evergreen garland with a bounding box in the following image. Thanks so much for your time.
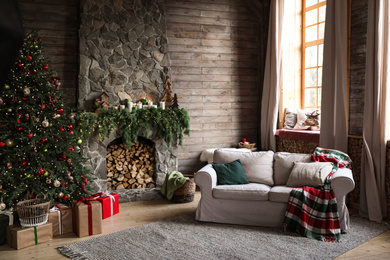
[77,107,190,148]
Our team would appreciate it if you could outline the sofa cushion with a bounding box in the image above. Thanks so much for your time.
[213,149,274,186]
[269,186,294,203]
[273,152,312,185]
[212,183,271,201]
[286,162,334,187]
[213,159,249,185]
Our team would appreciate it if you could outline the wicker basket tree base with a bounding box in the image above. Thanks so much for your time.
[171,178,196,203]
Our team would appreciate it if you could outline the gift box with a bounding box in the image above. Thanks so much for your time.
[0,211,20,246]
[6,223,53,250]
[72,198,102,237]
[92,192,119,219]
[48,204,73,236]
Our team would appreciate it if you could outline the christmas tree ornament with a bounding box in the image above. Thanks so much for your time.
[21,159,28,168]
[40,138,48,144]
[64,194,69,200]
[77,139,83,145]
[69,130,74,135]
[0,142,5,147]
[53,179,60,187]
[46,177,51,184]
[15,126,23,132]
[75,146,80,152]
[26,133,33,138]
[34,44,38,49]
[4,84,10,90]
[0,198,6,210]
[25,113,30,119]
[5,139,14,147]
[7,108,12,113]
[67,158,72,165]
[27,55,32,61]
[57,107,64,114]
[23,87,31,95]
[43,170,49,176]
[43,148,48,152]
[57,152,66,161]
[41,104,45,109]
[68,124,73,130]
[59,127,64,132]
[43,65,48,70]
[0,98,3,104]
[37,168,45,175]
[57,192,64,198]
[7,162,12,169]
[43,118,50,128]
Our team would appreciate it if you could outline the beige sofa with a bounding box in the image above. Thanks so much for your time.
[194,149,355,231]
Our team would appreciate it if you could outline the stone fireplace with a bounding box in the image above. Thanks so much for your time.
[84,127,179,202]
[78,0,175,201]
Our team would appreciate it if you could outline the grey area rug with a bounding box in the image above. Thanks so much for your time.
[58,213,389,260]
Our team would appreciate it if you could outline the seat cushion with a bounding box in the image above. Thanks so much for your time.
[213,149,274,186]
[273,152,312,185]
[212,183,271,201]
[269,186,294,203]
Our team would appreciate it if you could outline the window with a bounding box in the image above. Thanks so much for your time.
[302,0,326,109]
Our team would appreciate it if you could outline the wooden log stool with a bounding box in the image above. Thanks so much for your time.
[171,178,195,203]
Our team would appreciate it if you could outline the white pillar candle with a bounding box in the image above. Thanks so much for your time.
[148,101,153,106]
[120,105,125,111]
[153,105,157,109]
[137,103,142,109]
[160,101,165,110]
[127,101,133,112]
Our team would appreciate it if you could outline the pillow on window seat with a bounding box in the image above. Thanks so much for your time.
[283,107,297,129]
[293,109,311,130]
[213,159,249,185]
[286,162,333,187]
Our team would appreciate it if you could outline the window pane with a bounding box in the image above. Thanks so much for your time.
[319,23,325,39]
[319,6,326,22]
[305,46,317,68]
[318,67,323,86]
[318,44,324,66]
[318,88,322,107]
[305,88,317,108]
[319,0,325,2]
[306,0,318,8]
[306,9,318,26]
[305,68,318,87]
[306,25,318,42]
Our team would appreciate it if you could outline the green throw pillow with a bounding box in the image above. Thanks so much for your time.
[213,159,249,185]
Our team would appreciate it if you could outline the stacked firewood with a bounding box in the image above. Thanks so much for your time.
[107,141,156,190]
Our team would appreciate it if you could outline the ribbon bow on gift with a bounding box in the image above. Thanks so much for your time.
[93,192,116,217]
[49,204,63,235]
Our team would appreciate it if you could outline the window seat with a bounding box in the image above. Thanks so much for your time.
[275,129,320,143]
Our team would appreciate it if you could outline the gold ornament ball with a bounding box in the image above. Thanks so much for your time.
[5,139,14,147]
[58,192,64,198]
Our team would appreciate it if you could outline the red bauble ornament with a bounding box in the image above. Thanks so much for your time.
[38,38,42,42]
[38,168,45,175]
[69,147,74,151]
[26,133,33,138]
[27,55,32,61]
[0,142,5,147]
[43,65,48,70]
[21,159,28,168]
[17,119,20,123]
[59,127,64,132]
[15,126,23,132]
[242,138,246,143]
[41,104,45,109]
[29,193,35,199]
[57,107,64,114]
[57,152,66,161]
[40,138,48,144]
[64,195,69,200]
[68,124,73,130]
[17,63,23,68]
[69,130,74,135]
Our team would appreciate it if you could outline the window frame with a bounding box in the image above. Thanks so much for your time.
[301,0,326,110]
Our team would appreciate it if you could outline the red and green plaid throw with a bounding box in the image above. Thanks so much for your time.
[283,147,352,242]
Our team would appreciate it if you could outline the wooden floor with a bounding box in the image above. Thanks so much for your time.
[1,192,389,260]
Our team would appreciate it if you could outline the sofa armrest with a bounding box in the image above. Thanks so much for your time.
[331,168,355,197]
[194,164,217,196]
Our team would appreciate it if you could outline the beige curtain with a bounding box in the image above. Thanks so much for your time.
[360,0,389,222]
[260,0,283,151]
[319,0,349,153]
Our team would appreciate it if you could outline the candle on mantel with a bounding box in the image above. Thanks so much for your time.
[137,103,142,109]
[127,101,133,112]
[148,100,153,106]
[120,105,125,111]
[160,101,165,110]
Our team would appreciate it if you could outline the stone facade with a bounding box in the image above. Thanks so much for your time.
[83,127,179,202]
[79,0,170,111]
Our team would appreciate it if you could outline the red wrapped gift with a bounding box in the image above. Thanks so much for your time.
[92,192,119,219]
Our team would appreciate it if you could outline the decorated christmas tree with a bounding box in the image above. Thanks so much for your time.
[0,30,93,210]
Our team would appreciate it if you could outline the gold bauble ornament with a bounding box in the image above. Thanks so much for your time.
[5,139,14,147]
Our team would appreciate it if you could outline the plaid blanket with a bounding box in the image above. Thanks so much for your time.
[283,147,352,242]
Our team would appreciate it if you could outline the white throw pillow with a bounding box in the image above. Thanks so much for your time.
[286,162,333,187]
[293,109,311,130]
[283,107,297,129]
